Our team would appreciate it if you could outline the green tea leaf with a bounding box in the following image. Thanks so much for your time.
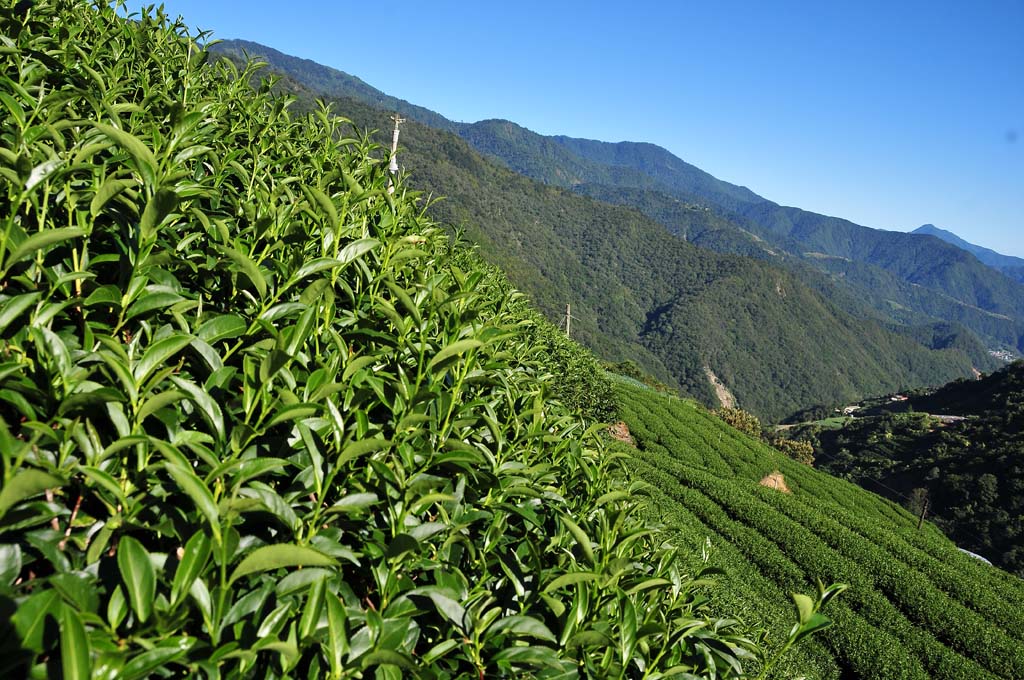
[0,469,64,517]
[60,606,92,680]
[337,237,379,265]
[94,123,157,185]
[0,543,22,586]
[792,592,814,625]
[338,437,390,467]
[302,185,338,230]
[559,514,595,564]
[220,245,267,299]
[325,492,378,514]
[0,292,41,334]
[139,188,178,241]
[117,535,155,623]
[361,650,415,670]
[342,355,377,382]
[171,531,211,607]
[90,176,134,216]
[3,227,85,270]
[326,593,347,676]
[120,643,191,680]
[229,544,336,583]
[163,461,220,540]
[428,339,482,373]
[298,576,326,640]
[488,615,557,642]
[78,466,128,509]
[196,314,246,344]
[543,571,599,593]
[11,590,60,654]
[133,333,192,385]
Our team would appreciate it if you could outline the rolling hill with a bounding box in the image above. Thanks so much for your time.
[914,224,1024,284]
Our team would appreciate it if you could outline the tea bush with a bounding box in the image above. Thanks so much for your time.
[0,1,837,678]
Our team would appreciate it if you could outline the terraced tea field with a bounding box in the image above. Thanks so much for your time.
[613,379,1024,679]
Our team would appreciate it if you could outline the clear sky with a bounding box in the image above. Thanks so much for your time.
[128,1,1023,256]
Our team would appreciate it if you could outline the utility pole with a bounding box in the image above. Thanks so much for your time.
[387,113,405,195]
[916,497,930,531]
[565,303,572,338]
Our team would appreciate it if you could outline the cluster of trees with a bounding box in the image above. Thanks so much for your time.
[710,407,814,465]
[782,362,1024,575]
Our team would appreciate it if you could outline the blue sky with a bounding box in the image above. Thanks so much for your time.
[129,1,1022,256]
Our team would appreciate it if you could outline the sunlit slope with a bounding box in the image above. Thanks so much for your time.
[613,379,1024,680]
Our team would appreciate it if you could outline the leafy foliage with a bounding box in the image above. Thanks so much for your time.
[0,2,833,678]
[614,379,1024,679]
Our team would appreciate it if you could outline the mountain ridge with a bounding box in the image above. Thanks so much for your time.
[207,39,1008,419]
[914,223,1024,283]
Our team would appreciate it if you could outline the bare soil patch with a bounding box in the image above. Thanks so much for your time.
[608,421,635,446]
[704,367,736,409]
[759,471,791,493]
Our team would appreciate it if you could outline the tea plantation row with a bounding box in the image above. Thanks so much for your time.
[612,378,1024,679]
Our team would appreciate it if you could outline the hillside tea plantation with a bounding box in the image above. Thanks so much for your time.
[612,378,1024,679]
[0,2,844,678]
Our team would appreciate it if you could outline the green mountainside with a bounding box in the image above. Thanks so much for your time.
[211,38,458,133]
[914,224,1024,284]
[612,377,1024,679]
[207,43,993,422]
[210,39,1023,360]
[336,99,984,422]
[781,362,1024,576]
[466,122,1024,355]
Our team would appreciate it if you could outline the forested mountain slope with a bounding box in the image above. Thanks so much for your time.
[914,223,1024,284]
[210,39,1024,359]
[613,377,1024,679]
[473,122,1024,355]
[328,99,982,422]
[546,133,1024,348]
[782,362,1024,575]
[207,42,991,422]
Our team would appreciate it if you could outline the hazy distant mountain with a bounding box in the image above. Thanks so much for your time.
[913,224,1024,283]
